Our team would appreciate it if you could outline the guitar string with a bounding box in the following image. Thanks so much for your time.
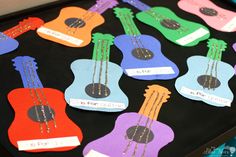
[123,90,155,155]
[92,39,101,94]
[203,42,214,88]
[104,39,110,96]
[98,39,105,95]
[131,92,165,157]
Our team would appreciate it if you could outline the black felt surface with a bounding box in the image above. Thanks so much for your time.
[0,0,235,157]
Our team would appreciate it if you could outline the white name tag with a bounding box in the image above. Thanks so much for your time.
[17,136,80,151]
[85,150,109,157]
[125,67,175,76]
[176,28,209,46]
[37,27,83,46]
[221,16,236,32]
[180,86,232,107]
[70,99,126,110]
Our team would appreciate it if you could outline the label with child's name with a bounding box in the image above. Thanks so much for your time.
[37,27,83,46]
[70,99,126,110]
[221,17,236,32]
[17,136,80,151]
[85,149,109,157]
[180,86,232,106]
[125,67,175,76]
[176,28,209,45]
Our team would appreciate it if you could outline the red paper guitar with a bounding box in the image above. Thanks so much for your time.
[8,56,83,152]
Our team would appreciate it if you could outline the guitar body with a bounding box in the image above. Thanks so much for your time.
[83,112,174,157]
[8,88,83,152]
[0,33,19,55]
[136,7,210,46]
[178,0,236,32]
[64,59,128,112]
[175,56,234,107]
[37,7,104,47]
[114,34,179,80]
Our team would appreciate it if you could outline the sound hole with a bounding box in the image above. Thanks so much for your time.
[65,18,86,28]
[132,48,154,60]
[126,126,154,144]
[160,19,181,30]
[28,105,55,123]
[197,75,221,89]
[199,7,218,16]
[85,83,111,98]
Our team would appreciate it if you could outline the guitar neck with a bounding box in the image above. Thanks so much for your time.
[89,0,118,14]
[206,38,227,61]
[114,7,141,36]
[122,0,151,11]
[3,24,31,39]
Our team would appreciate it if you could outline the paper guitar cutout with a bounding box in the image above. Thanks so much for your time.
[64,33,128,112]
[8,56,83,152]
[0,17,44,55]
[113,7,179,80]
[233,43,236,52]
[122,0,210,47]
[178,0,236,32]
[37,0,118,47]
[83,84,174,157]
[175,38,235,107]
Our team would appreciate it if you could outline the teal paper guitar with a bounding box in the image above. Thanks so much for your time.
[175,39,234,107]
[123,0,210,47]
[64,33,128,112]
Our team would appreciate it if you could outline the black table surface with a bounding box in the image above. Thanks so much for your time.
[0,0,235,157]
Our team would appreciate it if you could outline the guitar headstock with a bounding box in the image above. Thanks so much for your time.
[144,85,171,103]
[114,7,134,19]
[92,33,114,45]
[207,38,227,60]
[96,0,118,9]
[12,56,38,72]
[19,17,44,30]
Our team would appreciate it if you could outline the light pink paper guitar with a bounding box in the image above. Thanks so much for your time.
[178,0,236,32]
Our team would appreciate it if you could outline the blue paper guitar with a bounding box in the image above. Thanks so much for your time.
[64,33,128,112]
[113,7,179,80]
[175,39,234,107]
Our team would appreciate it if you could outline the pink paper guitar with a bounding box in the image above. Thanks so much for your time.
[178,0,236,32]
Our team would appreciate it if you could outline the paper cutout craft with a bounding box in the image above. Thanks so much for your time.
[233,43,236,52]
[83,84,174,157]
[0,17,44,55]
[178,0,236,32]
[113,7,179,80]
[122,0,210,47]
[8,56,83,152]
[37,0,118,47]
[64,33,128,112]
[175,38,234,107]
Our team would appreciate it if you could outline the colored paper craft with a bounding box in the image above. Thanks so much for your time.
[113,7,179,80]
[0,17,44,55]
[175,39,235,107]
[64,33,129,112]
[122,0,210,47]
[83,84,174,157]
[8,56,83,152]
[178,0,236,32]
[233,43,236,52]
[37,0,118,47]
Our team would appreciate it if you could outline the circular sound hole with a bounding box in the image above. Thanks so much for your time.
[126,126,154,144]
[65,18,86,28]
[85,83,111,98]
[28,105,55,123]
[199,7,218,16]
[132,48,154,60]
[197,75,221,89]
[160,19,181,30]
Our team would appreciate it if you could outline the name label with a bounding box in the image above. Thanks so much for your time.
[85,149,109,157]
[37,27,83,46]
[125,67,175,76]
[180,86,232,107]
[176,28,209,45]
[17,136,80,151]
[221,17,236,32]
[70,99,126,110]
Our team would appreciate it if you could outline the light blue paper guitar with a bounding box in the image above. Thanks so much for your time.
[64,33,128,112]
[175,38,234,107]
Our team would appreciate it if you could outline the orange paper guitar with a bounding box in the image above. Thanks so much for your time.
[37,0,118,47]
[8,56,83,152]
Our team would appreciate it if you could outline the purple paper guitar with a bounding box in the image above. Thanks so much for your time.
[233,43,236,52]
[113,8,179,80]
[83,85,174,157]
